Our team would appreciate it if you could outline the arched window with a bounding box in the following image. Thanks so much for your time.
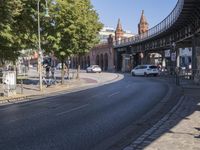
[96,55,100,65]
[100,54,104,70]
[87,56,90,67]
[104,53,108,71]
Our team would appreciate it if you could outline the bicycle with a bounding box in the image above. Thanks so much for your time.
[42,76,56,87]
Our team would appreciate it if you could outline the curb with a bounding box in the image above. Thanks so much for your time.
[0,95,29,104]
[105,79,182,150]
[125,95,185,150]
[0,82,87,105]
[0,73,121,105]
[100,73,123,85]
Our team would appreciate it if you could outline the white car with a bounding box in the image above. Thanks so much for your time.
[86,65,102,73]
[56,63,62,70]
[131,65,159,76]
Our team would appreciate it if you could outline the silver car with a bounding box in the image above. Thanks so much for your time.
[86,65,102,73]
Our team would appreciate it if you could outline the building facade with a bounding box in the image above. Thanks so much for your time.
[118,10,149,72]
[71,19,134,72]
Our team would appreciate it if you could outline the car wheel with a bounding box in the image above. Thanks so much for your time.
[154,74,158,77]
[144,72,148,77]
[132,72,135,76]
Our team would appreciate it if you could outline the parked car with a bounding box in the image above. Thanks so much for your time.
[131,64,159,76]
[86,65,102,73]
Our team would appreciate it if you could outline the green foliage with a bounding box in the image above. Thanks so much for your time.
[73,0,103,56]
[0,0,23,62]
[44,0,79,61]
[0,0,103,65]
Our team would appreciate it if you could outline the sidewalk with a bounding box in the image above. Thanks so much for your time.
[0,71,123,105]
[124,79,200,150]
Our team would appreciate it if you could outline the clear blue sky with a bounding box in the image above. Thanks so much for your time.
[91,0,178,34]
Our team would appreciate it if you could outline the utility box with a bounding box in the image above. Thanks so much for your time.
[3,71,16,97]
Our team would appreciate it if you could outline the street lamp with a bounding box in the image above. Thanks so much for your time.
[37,0,49,91]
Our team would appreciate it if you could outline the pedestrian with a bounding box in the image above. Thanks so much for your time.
[45,65,50,78]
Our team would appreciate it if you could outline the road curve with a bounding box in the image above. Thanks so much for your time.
[0,75,170,150]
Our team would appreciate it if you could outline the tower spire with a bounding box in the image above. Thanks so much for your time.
[116,18,122,31]
[115,18,124,40]
[138,10,149,34]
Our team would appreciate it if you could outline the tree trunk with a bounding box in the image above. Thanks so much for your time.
[65,63,69,80]
[77,64,80,79]
[61,61,65,85]
[76,55,81,79]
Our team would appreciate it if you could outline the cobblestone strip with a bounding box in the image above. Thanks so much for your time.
[123,92,185,150]
[0,95,30,104]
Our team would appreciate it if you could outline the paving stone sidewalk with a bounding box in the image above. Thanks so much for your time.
[124,81,200,150]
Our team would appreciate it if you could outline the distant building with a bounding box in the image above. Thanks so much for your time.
[99,27,115,43]
[138,10,148,34]
[70,11,148,72]
[99,20,134,43]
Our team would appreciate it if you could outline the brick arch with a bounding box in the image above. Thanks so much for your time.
[104,53,108,71]
[96,55,100,65]
[71,57,75,68]
[100,54,104,70]
[84,56,87,69]
[87,56,90,67]
[81,56,84,69]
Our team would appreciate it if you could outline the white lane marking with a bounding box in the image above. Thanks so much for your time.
[5,111,47,124]
[56,104,89,116]
[108,91,120,98]
[90,93,104,98]
[7,118,20,123]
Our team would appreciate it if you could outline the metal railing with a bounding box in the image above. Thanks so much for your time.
[114,0,184,47]
[160,68,200,86]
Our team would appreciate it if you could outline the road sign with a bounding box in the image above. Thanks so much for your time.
[171,52,176,61]
[165,50,170,58]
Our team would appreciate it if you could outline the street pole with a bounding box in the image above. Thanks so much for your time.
[38,0,43,91]
[37,0,49,91]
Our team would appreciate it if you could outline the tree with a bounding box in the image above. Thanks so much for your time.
[44,0,78,84]
[45,0,102,82]
[0,0,23,64]
[0,0,102,85]
[73,0,103,79]
[13,0,51,52]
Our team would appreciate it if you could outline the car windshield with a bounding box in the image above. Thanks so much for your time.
[149,66,158,69]
[134,65,141,69]
[141,66,147,69]
[91,65,99,68]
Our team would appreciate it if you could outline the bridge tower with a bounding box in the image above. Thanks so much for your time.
[138,10,149,35]
[137,10,149,65]
[115,19,124,41]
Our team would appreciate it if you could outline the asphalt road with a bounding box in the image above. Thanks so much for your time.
[0,75,169,150]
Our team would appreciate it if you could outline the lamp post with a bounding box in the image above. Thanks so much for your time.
[37,0,49,91]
